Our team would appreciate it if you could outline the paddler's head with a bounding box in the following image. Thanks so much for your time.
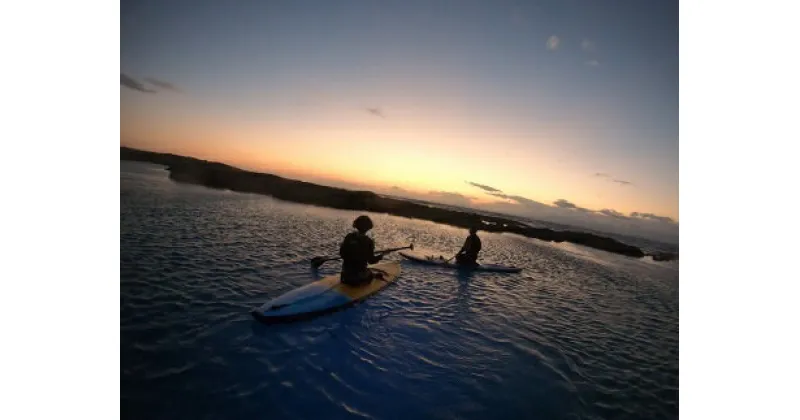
[353,215,374,233]
[469,226,479,235]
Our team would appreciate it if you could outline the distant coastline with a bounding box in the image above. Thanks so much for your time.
[121,146,677,261]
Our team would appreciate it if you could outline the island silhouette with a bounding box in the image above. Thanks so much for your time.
[121,146,676,261]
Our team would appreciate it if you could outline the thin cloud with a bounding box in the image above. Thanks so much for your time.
[426,190,473,207]
[598,208,629,219]
[595,172,633,186]
[366,107,385,118]
[145,77,181,93]
[474,191,677,241]
[546,35,560,51]
[553,199,577,209]
[582,39,598,67]
[121,73,155,93]
[491,193,547,207]
[631,212,676,224]
[467,181,503,193]
[553,199,591,212]
[429,191,469,199]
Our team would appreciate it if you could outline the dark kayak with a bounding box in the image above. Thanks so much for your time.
[399,251,522,273]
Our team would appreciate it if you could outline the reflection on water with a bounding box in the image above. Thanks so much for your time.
[121,161,678,420]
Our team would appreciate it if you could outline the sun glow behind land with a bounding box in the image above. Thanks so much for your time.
[124,92,674,216]
[121,0,678,241]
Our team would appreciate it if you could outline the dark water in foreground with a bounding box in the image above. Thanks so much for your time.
[121,161,679,420]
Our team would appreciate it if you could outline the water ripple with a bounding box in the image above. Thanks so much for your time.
[121,162,678,420]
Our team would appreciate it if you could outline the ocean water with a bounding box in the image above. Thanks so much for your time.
[121,161,679,420]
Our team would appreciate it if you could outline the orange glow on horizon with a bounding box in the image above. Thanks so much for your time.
[121,98,678,222]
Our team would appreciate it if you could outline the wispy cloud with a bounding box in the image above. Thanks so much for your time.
[585,60,600,67]
[426,190,473,207]
[121,73,155,93]
[553,198,577,209]
[466,181,503,193]
[598,208,628,219]
[491,193,548,208]
[553,199,591,212]
[433,185,678,233]
[144,77,181,93]
[429,190,469,199]
[631,212,676,224]
[594,172,633,186]
[581,39,595,52]
[366,107,385,118]
[546,35,560,51]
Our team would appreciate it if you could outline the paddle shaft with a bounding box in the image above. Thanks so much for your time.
[312,244,413,267]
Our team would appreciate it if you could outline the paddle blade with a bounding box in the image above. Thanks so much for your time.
[310,256,327,268]
[409,243,414,250]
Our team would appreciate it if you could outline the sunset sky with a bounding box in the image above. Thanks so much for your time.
[121,0,678,242]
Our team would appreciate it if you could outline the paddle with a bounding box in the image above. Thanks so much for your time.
[438,251,459,263]
[310,243,414,269]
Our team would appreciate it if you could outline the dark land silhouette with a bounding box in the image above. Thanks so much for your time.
[121,146,677,261]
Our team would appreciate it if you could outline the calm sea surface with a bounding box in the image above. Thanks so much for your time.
[121,161,679,420]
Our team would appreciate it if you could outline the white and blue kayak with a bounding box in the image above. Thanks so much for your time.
[251,262,401,323]
[399,251,522,273]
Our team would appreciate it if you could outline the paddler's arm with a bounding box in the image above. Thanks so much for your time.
[367,239,383,264]
[457,237,470,255]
